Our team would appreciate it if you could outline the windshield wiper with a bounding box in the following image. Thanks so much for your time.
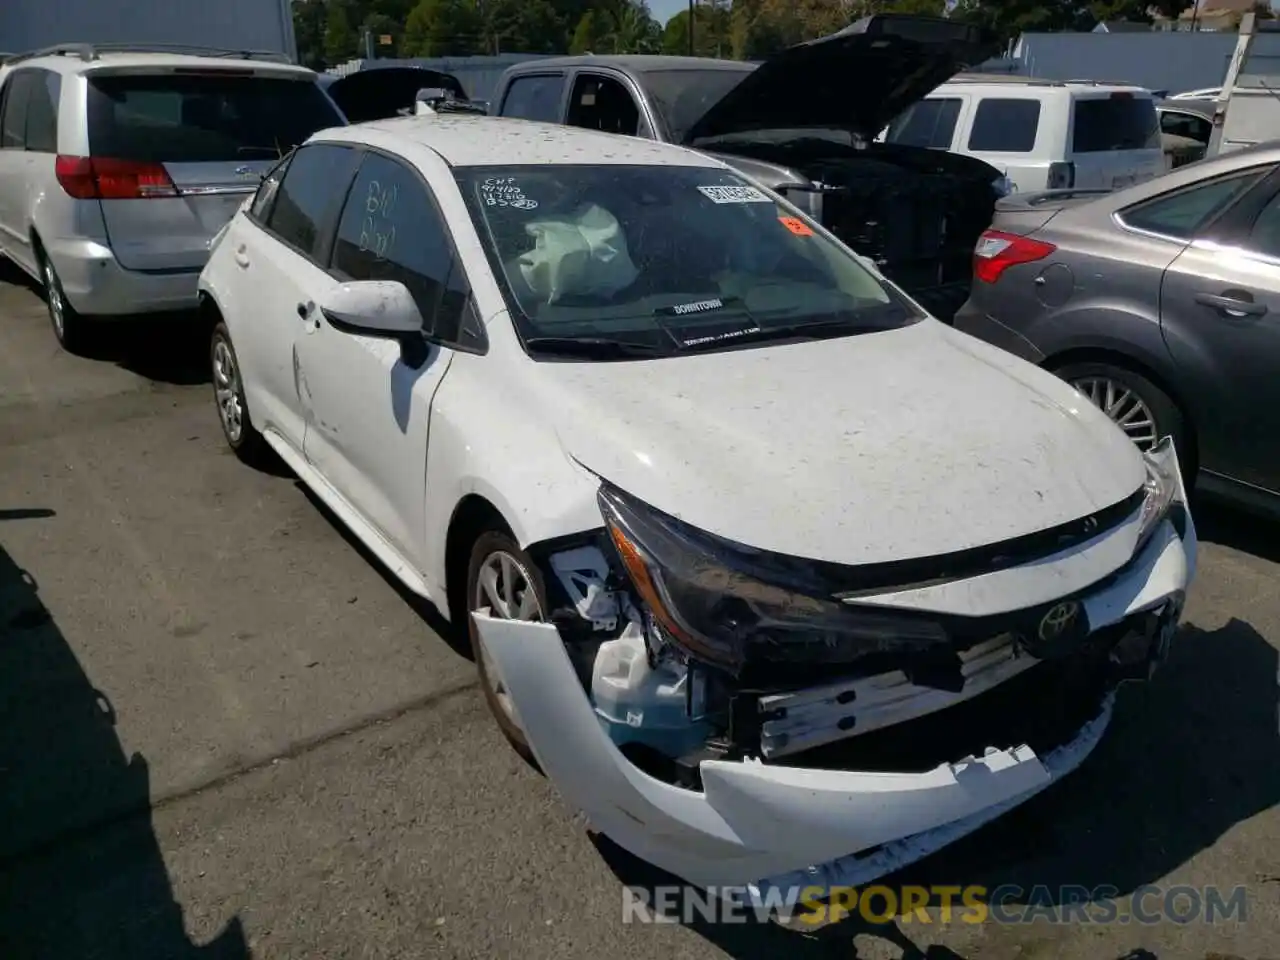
[523,337,670,360]
[675,313,906,352]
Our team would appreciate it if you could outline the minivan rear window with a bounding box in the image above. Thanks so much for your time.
[1072,96,1159,153]
[86,73,344,164]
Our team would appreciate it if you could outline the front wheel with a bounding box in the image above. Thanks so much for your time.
[465,529,549,765]
[210,322,270,466]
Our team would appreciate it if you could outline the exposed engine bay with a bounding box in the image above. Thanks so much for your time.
[707,139,1002,322]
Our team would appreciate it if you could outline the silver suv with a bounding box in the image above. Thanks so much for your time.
[0,44,346,351]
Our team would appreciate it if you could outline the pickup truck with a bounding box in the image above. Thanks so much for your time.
[487,15,1009,321]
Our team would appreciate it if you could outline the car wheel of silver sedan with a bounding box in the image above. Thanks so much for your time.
[1056,361,1190,467]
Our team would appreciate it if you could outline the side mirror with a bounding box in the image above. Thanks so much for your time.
[319,280,424,337]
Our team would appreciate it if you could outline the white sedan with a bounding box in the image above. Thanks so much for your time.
[198,114,1196,901]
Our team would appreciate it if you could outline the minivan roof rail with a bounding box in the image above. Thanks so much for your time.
[2,42,294,66]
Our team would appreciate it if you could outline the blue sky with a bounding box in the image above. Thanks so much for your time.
[649,0,689,25]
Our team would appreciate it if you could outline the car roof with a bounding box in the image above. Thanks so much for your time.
[321,115,730,168]
[504,54,755,75]
[941,74,1152,94]
[3,47,313,78]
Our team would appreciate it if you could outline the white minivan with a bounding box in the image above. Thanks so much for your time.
[882,75,1164,194]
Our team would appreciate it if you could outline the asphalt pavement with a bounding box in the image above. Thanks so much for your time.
[2,259,1279,960]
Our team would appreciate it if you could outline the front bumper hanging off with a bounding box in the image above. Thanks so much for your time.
[472,511,1195,893]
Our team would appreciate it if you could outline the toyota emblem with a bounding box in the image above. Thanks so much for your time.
[1038,601,1080,642]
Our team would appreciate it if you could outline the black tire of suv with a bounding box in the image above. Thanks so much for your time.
[210,322,271,467]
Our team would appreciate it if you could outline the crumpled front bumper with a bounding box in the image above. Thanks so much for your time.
[472,510,1195,892]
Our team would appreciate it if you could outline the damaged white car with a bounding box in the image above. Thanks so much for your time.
[198,115,1197,900]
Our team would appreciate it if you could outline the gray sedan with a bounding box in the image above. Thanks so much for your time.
[954,141,1280,513]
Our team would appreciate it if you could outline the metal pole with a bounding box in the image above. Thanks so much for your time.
[688,0,695,56]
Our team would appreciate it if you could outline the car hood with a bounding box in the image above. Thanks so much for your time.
[683,14,997,144]
[325,67,468,123]
[536,321,1145,567]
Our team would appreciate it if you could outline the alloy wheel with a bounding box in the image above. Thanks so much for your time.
[43,261,65,340]
[471,550,544,726]
[212,337,244,444]
[1071,376,1158,450]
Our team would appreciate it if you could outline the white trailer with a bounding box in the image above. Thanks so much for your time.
[0,0,297,62]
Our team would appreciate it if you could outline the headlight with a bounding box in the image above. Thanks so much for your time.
[596,485,948,676]
[1134,436,1180,552]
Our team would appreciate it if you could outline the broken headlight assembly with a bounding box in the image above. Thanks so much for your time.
[1133,436,1180,554]
[596,484,949,677]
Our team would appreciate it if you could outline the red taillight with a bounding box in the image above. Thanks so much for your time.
[54,155,178,200]
[973,229,1057,285]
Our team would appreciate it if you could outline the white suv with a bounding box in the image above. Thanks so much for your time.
[883,75,1164,194]
[0,43,345,351]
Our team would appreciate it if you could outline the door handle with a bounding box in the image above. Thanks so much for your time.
[297,300,314,320]
[1194,291,1267,318]
[233,245,250,269]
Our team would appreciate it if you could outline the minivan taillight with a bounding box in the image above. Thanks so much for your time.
[55,156,179,200]
[973,230,1057,284]
[1047,161,1075,189]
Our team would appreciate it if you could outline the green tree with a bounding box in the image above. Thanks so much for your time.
[402,0,483,55]
[294,0,330,68]
[662,2,731,56]
[569,10,606,52]
[485,0,564,53]
[362,11,401,57]
[324,0,361,63]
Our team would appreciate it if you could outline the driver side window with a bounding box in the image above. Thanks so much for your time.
[329,151,482,349]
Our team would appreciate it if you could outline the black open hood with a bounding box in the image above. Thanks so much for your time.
[683,15,997,144]
[326,67,468,124]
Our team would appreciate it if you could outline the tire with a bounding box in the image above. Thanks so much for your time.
[465,529,550,765]
[1054,361,1190,465]
[38,249,90,354]
[210,322,270,466]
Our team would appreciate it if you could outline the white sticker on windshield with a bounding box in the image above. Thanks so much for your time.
[697,185,771,204]
[481,176,538,210]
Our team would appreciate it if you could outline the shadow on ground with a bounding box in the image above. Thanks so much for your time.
[0,257,210,386]
[594,612,1278,960]
[0,517,247,958]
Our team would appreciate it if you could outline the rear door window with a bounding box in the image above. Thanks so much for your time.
[86,72,345,164]
[1119,169,1266,240]
[264,142,361,262]
[499,74,565,123]
[1072,96,1160,153]
[885,97,962,149]
[967,98,1040,152]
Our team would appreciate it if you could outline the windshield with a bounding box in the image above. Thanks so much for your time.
[455,164,921,360]
[641,68,755,143]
